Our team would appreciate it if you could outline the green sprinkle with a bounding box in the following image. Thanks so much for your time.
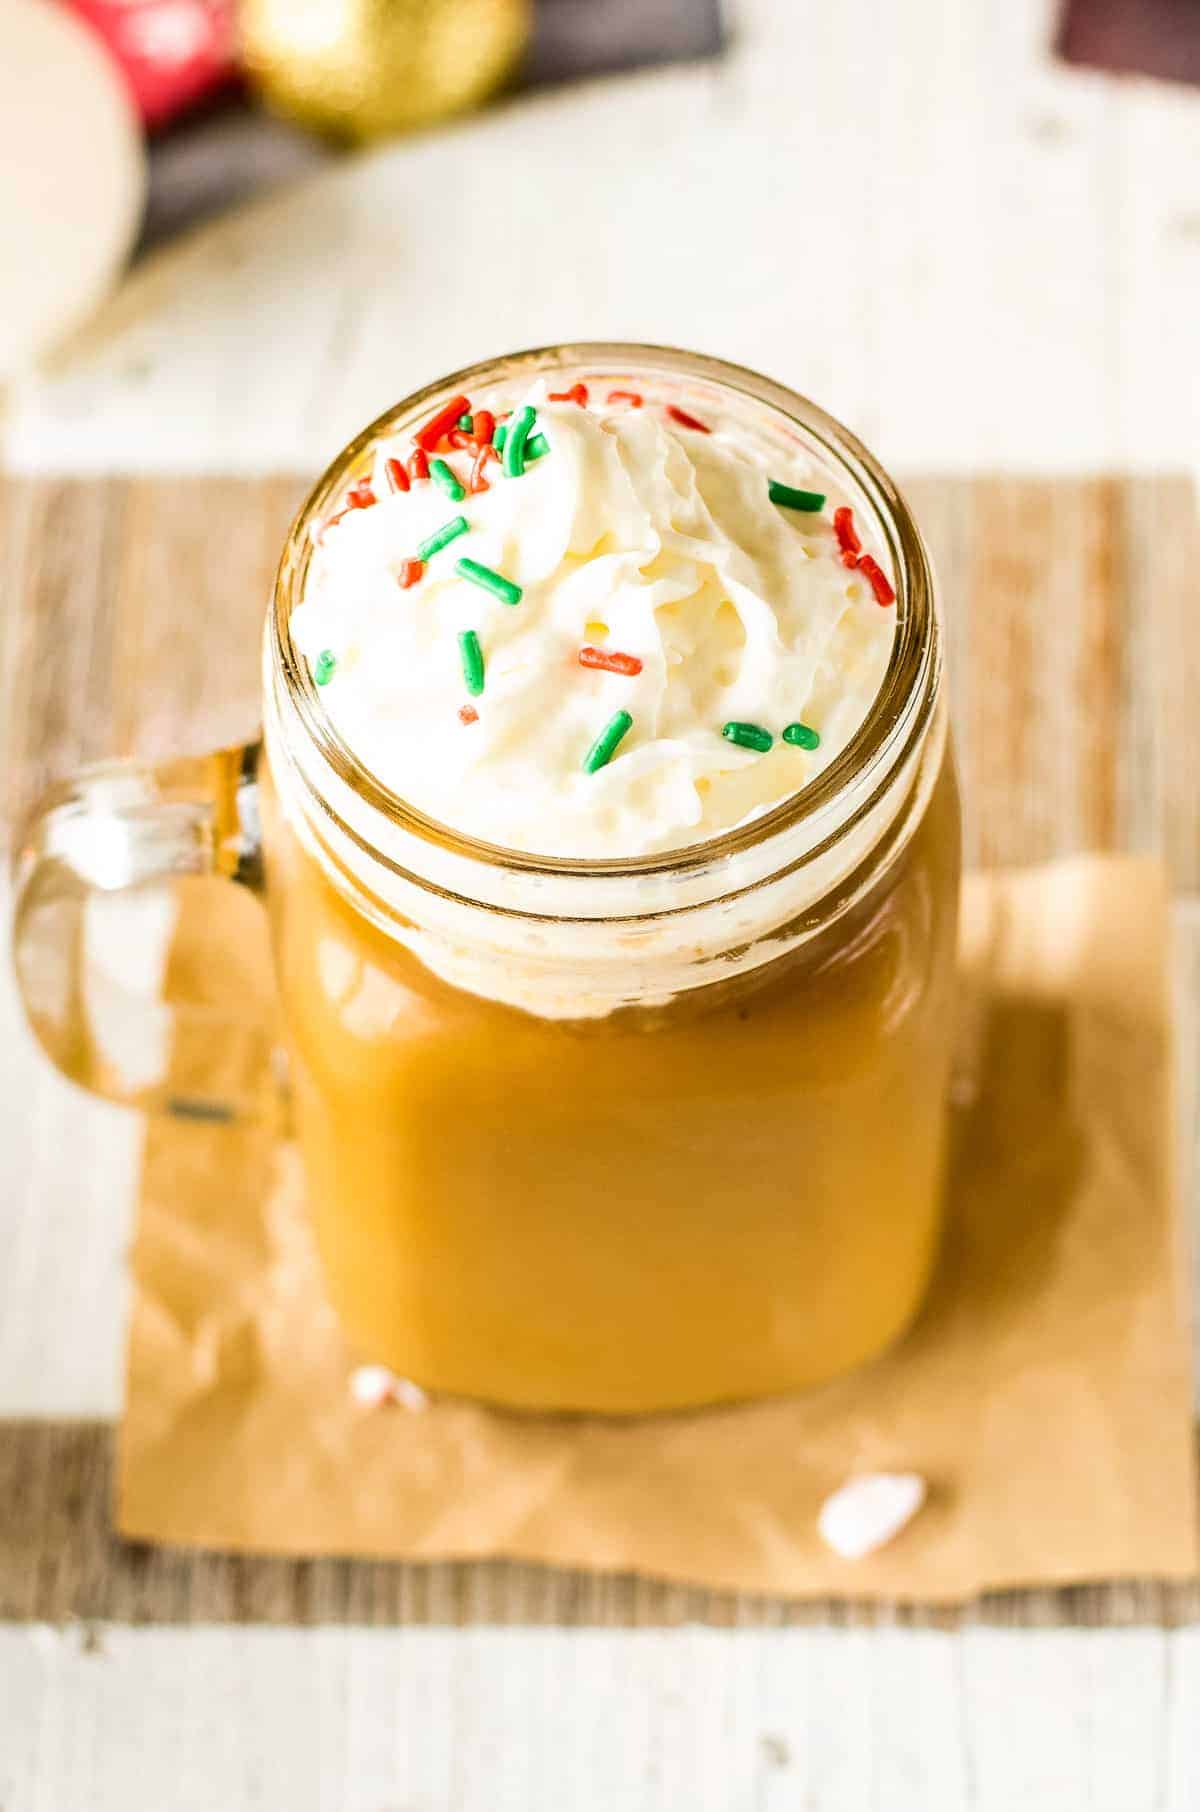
[493,422,545,460]
[722,721,773,753]
[417,515,469,562]
[503,404,537,477]
[768,480,826,513]
[783,721,821,750]
[429,457,466,502]
[313,649,337,687]
[455,556,522,607]
[583,709,633,775]
[458,629,485,696]
[457,413,474,432]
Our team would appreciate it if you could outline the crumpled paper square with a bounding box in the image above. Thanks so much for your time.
[118,858,1198,1600]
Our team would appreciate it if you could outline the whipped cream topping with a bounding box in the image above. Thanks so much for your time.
[289,380,896,859]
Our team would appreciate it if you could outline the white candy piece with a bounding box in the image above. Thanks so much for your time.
[350,1365,430,1411]
[349,1364,399,1408]
[817,1472,927,1560]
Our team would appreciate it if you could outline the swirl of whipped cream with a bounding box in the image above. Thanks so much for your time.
[288,380,895,858]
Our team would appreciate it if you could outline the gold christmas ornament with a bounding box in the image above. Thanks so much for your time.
[239,0,531,142]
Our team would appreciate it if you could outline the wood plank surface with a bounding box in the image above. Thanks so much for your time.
[2,1420,1200,1631]
[1,472,1197,1638]
[1,1623,1196,1812]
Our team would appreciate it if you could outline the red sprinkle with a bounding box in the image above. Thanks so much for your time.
[666,404,711,433]
[398,559,425,589]
[857,554,896,606]
[607,389,644,407]
[323,476,377,533]
[384,457,410,494]
[833,506,861,560]
[579,645,644,677]
[414,393,471,452]
[840,551,861,569]
[458,704,479,725]
[448,429,475,449]
[469,442,499,494]
[473,408,496,446]
[407,448,430,482]
[549,382,589,405]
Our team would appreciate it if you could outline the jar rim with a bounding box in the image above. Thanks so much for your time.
[269,341,939,885]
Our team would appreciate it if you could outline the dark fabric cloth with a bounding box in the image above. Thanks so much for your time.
[1057,0,1200,85]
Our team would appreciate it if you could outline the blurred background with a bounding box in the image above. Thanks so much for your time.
[3,0,1198,480]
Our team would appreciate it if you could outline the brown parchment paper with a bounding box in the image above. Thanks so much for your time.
[118,857,1198,1600]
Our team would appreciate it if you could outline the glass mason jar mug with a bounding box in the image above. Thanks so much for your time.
[12,344,961,1415]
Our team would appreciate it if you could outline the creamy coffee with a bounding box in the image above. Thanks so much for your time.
[263,352,959,1413]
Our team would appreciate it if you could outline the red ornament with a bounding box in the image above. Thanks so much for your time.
[64,0,237,129]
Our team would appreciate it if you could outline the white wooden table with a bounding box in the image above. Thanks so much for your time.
[2,1,1199,1805]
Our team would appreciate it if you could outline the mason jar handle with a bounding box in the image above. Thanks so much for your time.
[11,740,279,1123]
